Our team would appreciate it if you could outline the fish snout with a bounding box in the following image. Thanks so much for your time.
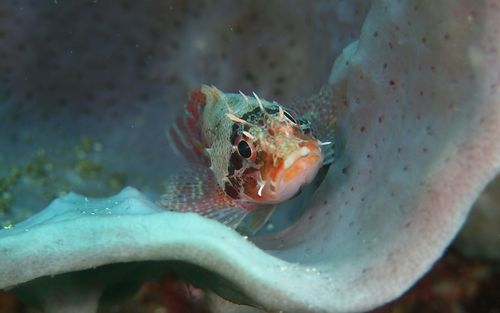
[266,143,323,202]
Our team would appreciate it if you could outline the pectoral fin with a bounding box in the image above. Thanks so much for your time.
[159,166,249,228]
[236,205,277,236]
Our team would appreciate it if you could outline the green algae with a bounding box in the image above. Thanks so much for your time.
[108,172,126,190]
[0,167,21,215]
[0,136,128,220]
[24,149,54,180]
[75,159,102,178]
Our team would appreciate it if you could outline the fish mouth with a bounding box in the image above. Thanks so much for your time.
[265,144,323,203]
[282,148,322,183]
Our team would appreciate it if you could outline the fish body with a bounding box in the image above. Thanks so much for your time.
[162,85,334,230]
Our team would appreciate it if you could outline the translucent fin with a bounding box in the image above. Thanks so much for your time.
[205,207,249,229]
[291,85,337,165]
[159,166,249,228]
[236,205,277,236]
[311,164,331,189]
[167,88,209,165]
[321,143,335,166]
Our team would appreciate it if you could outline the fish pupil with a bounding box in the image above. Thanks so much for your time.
[237,140,252,158]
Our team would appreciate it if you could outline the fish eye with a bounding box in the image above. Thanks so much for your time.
[237,140,252,158]
[283,110,297,124]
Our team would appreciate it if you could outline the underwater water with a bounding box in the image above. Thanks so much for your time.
[0,0,350,226]
[1,1,499,313]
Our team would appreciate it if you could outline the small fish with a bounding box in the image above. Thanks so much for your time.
[160,85,335,231]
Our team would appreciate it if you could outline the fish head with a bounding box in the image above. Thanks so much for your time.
[230,104,324,204]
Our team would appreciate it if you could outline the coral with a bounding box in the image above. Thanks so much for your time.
[0,0,499,313]
[371,250,496,313]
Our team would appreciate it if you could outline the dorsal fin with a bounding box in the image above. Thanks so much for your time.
[290,85,337,165]
[291,85,336,141]
[167,88,209,164]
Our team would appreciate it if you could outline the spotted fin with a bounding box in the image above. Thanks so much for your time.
[159,166,249,229]
[167,88,209,165]
[291,86,336,165]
